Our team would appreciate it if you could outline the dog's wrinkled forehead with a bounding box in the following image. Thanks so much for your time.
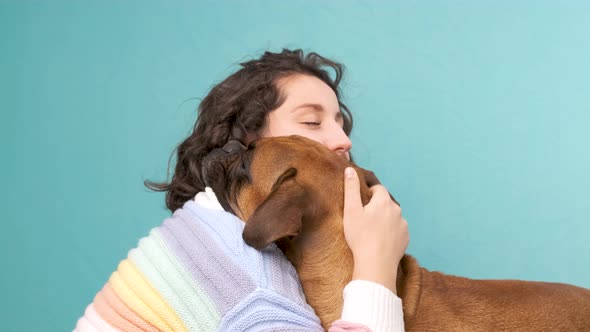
[222,140,248,154]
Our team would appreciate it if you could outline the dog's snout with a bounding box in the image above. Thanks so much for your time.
[201,140,246,190]
[222,140,247,154]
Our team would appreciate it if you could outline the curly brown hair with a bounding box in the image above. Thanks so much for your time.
[145,48,354,212]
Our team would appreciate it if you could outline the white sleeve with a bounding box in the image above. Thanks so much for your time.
[340,280,405,332]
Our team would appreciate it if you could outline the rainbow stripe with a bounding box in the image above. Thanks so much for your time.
[75,199,322,331]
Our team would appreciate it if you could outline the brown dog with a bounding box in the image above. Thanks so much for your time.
[203,135,590,331]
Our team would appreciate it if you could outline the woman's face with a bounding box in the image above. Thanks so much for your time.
[262,74,352,160]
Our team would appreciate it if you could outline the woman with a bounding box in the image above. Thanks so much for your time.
[75,49,408,332]
[148,49,409,331]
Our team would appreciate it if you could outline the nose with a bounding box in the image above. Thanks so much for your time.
[324,124,352,159]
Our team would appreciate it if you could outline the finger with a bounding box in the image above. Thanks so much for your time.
[368,184,387,194]
[343,167,362,214]
[368,185,390,203]
[369,184,400,206]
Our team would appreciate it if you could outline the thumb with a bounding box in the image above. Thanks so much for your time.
[344,167,362,215]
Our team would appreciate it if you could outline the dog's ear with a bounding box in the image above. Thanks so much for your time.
[356,167,401,207]
[242,168,313,249]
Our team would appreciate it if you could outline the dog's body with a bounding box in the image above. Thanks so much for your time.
[398,255,590,331]
[204,135,590,331]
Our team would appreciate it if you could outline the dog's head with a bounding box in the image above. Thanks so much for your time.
[202,135,398,251]
[202,135,399,327]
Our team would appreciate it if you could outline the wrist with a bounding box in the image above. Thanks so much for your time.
[352,261,397,294]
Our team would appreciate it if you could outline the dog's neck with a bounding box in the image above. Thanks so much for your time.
[281,239,422,330]
[278,222,354,329]
[395,254,423,329]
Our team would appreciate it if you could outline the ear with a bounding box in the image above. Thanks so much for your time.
[356,167,401,207]
[242,177,312,249]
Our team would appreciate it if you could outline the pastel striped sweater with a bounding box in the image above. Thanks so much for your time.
[75,189,382,331]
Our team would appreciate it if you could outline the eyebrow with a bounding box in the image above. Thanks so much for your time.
[291,103,343,120]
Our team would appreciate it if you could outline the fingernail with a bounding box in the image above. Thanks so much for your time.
[345,167,355,178]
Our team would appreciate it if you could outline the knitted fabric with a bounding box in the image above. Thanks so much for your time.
[75,197,372,331]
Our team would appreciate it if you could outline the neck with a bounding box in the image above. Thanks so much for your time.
[395,254,422,329]
[281,231,354,329]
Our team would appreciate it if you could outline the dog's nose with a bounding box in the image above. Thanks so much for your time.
[222,140,247,154]
[202,140,247,189]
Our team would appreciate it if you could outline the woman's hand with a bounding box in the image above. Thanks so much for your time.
[342,167,409,294]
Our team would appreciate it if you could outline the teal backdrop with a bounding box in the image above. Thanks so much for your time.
[2,1,589,330]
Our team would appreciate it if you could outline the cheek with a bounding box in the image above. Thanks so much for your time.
[263,115,299,137]
[295,131,323,144]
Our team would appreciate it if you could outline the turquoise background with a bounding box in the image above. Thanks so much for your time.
[2,1,589,330]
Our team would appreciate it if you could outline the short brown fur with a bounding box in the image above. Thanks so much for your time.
[211,135,590,331]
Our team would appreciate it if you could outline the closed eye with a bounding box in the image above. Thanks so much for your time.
[301,122,321,126]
